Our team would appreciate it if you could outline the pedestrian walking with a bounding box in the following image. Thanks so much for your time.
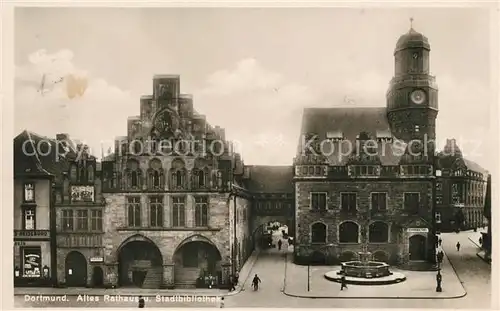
[234,270,239,285]
[138,296,145,308]
[219,297,225,308]
[340,276,348,291]
[229,275,236,291]
[436,271,442,292]
[278,239,282,251]
[456,241,461,251]
[479,236,483,245]
[438,237,442,246]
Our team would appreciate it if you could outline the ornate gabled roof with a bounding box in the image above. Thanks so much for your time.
[297,107,404,166]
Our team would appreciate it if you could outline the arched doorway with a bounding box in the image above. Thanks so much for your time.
[173,236,222,287]
[92,266,104,287]
[252,219,290,250]
[65,251,87,287]
[409,235,426,261]
[118,236,163,288]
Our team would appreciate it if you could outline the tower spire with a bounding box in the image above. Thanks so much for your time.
[409,17,414,30]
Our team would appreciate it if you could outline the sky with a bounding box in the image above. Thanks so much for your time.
[13,7,494,169]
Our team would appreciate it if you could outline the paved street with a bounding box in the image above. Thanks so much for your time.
[13,230,493,308]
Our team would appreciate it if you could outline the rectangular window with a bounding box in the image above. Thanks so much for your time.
[311,193,327,210]
[172,196,186,227]
[371,193,387,212]
[315,166,322,175]
[404,193,420,214]
[127,197,141,227]
[195,196,209,227]
[435,212,442,224]
[23,208,36,230]
[90,210,103,231]
[341,193,357,212]
[22,247,42,278]
[436,181,443,192]
[23,183,35,202]
[76,210,88,231]
[436,195,443,205]
[62,210,73,231]
[149,197,163,227]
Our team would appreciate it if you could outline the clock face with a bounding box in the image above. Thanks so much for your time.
[410,90,426,104]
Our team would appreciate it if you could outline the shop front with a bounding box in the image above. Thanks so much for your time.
[13,232,53,287]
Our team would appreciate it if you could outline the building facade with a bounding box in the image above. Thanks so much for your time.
[293,26,439,267]
[435,139,488,232]
[13,132,56,286]
[99,75,252,289]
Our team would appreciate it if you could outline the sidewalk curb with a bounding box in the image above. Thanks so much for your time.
[224,249,261,297]
[15,250,263,298]
[282,250,467,300]
[468,237,481,248]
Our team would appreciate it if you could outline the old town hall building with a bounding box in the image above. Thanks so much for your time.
[13,25,488,288]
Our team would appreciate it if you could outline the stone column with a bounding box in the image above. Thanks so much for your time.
[162,263,175,289]
[402,230,410,264]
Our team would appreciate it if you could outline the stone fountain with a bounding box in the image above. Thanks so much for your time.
[324,244,406,285]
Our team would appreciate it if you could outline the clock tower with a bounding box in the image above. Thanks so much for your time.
[386,20,439,152]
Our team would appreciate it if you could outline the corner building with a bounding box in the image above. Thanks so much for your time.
[100,75,252,289]
[293,27,439,267]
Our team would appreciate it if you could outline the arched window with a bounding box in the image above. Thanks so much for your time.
[87,165,94,183]
[170,159,186,189]
[148,159,163,189]
[311,222,327,243]
[131,171,138,187]
[339,221,359,243]
[79,166,86,183]
[153,171,160,187]
[368,222,389,243]
[126,159,141,189]
[197,170,205,187]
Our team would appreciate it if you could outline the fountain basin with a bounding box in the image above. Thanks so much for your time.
[340,261,391,278]
[324,270,406,285]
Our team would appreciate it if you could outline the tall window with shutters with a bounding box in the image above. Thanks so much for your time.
[371,193,387,212]
[310,193,327,211]
[62,210,74,231]
[127,197,141,227]
[341,193,357,213]
[76,210,88,231]
[172,196,186,227]
[195,196,209,227]
[23,208,36,230]
[90,210,103,231]
[149,197,163,227]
